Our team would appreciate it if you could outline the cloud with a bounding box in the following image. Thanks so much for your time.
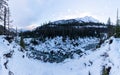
[9,0,114,29]
[9,0,45,27]
[53,11,99,21]
[9,0,31,26]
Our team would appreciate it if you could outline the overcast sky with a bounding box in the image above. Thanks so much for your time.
[9,0,120,30]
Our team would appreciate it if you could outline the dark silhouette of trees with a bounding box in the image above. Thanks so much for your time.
[21,22,108,40]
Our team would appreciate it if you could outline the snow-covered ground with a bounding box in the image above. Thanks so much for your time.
[0,36,120,75]
[24,37,99,62]
[24,37,99,52]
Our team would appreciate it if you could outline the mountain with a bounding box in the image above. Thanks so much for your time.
[23,16,106,38]
[51,16,99,25]
[75,16,99,23]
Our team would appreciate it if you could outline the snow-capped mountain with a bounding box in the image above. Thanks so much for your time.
[52,16,99,24]
[75,16,99,23]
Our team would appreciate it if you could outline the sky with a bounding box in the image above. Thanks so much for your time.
[9,0,120,30]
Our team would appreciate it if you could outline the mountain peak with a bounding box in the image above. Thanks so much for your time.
[75,16,99,23]
[52,16,99,24]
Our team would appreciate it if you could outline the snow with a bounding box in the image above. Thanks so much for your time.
[24,37,99,52]
[0,36,120,75]
[73,25,107,29]
[75,16,99,23]
[52,16,99,25]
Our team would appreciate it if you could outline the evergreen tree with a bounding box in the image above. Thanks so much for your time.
[20,35,25,49]
[115,9,120,37]
[107,17,114,38]
[20,36,25,48]
[115,25,120,37]
[107,17,111,25]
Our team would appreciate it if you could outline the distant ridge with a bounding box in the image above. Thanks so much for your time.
[51,16,99,25]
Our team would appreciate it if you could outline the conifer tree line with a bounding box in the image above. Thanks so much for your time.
[21,22,108,39]
[21,16,120,40]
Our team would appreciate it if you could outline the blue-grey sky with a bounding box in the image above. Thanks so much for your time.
[9,0,120,30]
